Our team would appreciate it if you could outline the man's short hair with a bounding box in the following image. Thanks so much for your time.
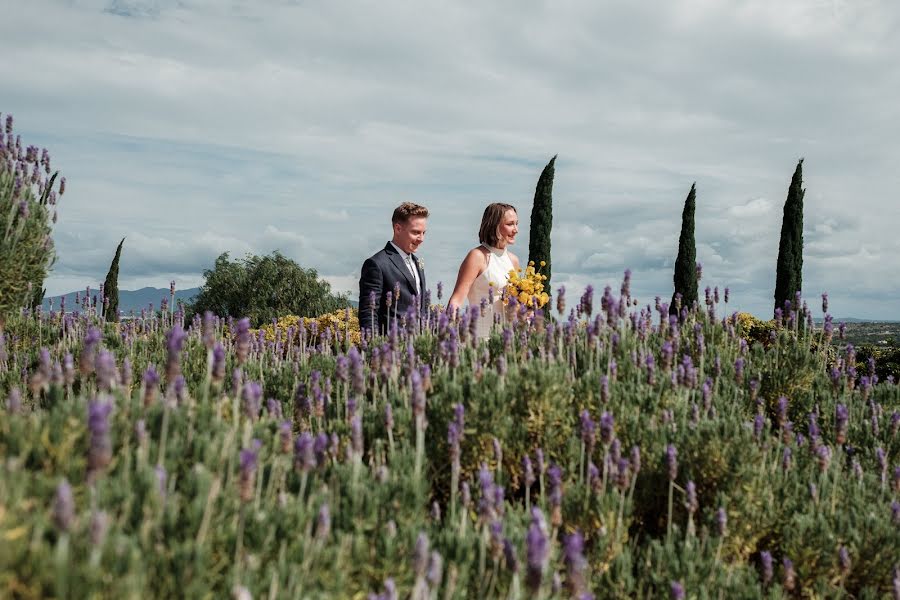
[391,202,429,225]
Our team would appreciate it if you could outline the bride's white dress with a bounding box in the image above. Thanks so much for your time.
[466,243,515,339]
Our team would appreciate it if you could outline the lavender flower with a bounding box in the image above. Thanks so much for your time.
[525,507,549,593]
[782,557,796,591]
[760,550,773,586]
[6,387,21,413]
[87,399,113,481]
[413,532,430,578]
[350,414,363,456]
[670,581,685,600]
[52,479,75,532]
[548,464,563,526]
[715,507,727,536]
[89,509,110,547]
[294,432,316,473]
[665,444,678,481]
[599,411,615,446]
[838,546,851,575]
[563,531,588,597]
[165,325,187,382]
[316,503,331,539]
[238,439,261,503]
[684,480,698,514]
[580,410,597,455]
[233,318,251,364]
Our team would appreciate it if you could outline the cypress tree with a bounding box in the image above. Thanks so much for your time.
[528,155,556,288]
[671,183,698,313]
[774,159,805,316]
[103,237,125,322]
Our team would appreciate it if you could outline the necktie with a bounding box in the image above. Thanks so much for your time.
[405,255,420,294]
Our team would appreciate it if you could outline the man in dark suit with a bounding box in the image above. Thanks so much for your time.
[359,202,429,335]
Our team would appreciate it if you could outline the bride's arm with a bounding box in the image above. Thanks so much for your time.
[509,251,521,272]
[447,249,486,314]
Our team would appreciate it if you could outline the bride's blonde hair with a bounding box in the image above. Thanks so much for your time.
[478,203,517,247]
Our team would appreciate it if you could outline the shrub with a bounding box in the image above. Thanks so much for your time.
[187,251,349,327]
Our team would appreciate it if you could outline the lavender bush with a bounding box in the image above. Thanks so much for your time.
[0,273,898,598]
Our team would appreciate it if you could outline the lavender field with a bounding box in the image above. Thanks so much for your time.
[1,279,898,599]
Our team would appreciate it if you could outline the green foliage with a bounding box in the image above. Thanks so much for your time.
[774,159,805,315]
[103,238,125,322]
[187,251,349,327]
[671,183,698,313]
[855,345,900,383]
[528,155,556,289]
[0,115,63,318]
[1,285,898,598]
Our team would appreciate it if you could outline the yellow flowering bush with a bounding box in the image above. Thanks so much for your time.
[504,260,549,309]
[256,308,361,346]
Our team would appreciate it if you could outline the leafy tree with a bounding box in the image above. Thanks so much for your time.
[528,155,556,288]
[103,238,125,322]
[671,183,698,313]
[774,159,805,315]
[0,113,64,317]
[187,251,349,327]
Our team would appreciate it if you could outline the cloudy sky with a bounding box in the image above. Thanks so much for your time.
[4,0,899,319]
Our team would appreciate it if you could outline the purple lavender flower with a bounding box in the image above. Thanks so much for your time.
[753,414,765,440]
[684,480,698,514]
[838,546,851,575]
[760,551,773,586]
[715,507,727,536]
[316,502,331,539]
[413,532,430,578]
[580,410,597,454]
[165,325,187,382]
[563,531,588,597]
[523,454,535,487]
[6,387,21,413]
[87,399,113,481]
[384,402,394,431]
[89,509,110,547]
[210,343,226,383]
[670,581,685,600]
[234,318,251,365]
[599,411,615,446]
[782,557,796,591]
[665,444,678,481]
[548,464,563,526]
[52,479,75,532]
[241,381,262,420]
[350,414,363,456]
[410,370,426,419]
[238,439,261,503]
[294,432,316,473]
[525,507,549,593]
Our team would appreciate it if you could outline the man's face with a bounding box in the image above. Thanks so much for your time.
[393,216,427,254]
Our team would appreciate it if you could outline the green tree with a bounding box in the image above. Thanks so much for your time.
[528,155,556,288]
[103,237,125,322]
[671,183,698,313]
[774,159,805,316]
[187,251,349,327]
[0,113,64,317]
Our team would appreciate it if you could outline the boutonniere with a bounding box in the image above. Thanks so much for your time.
[415,256,424,269]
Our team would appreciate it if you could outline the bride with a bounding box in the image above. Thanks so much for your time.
[447,203,521,339]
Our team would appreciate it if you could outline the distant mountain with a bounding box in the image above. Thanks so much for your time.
[43,287,201,315]
[814,317,900,324]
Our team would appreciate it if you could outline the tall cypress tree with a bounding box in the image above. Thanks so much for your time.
[774,159,805,315]
[103,237,125,322]
[528,155,556,288]
[671,183,698,313]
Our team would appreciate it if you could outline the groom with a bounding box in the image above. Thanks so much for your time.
[358,202,429,335]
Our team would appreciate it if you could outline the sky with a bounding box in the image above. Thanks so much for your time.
[3,0,899,319]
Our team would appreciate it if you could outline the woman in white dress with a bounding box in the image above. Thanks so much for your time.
[447,203,521,339]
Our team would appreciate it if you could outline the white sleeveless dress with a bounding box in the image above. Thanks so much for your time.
[466,243,515,339]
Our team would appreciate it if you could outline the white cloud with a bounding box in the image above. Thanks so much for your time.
[3,0,898,319]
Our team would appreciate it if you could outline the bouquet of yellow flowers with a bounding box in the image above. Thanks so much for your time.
[504,260,550,309]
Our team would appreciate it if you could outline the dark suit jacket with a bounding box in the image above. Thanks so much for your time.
[358,243,427,334]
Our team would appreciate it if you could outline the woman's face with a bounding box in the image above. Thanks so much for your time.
[497,209,519,246]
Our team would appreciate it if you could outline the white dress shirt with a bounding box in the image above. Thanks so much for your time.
[390,242,421,295]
